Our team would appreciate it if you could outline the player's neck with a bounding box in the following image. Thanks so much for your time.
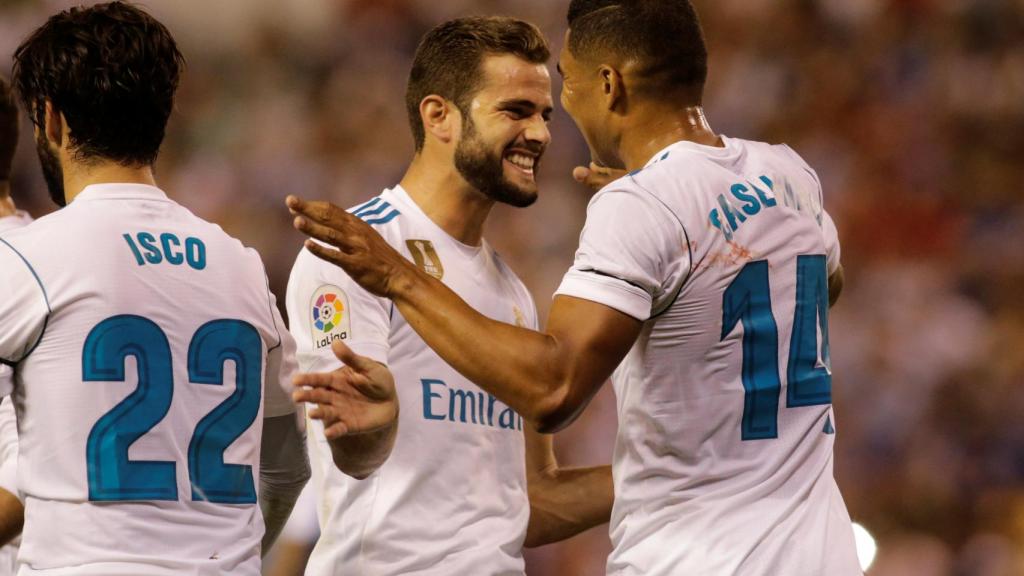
[400,156,493,247]
[618,105,722,171]
[62,160,158,204]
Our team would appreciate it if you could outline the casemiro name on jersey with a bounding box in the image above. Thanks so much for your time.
[710,175,824,241]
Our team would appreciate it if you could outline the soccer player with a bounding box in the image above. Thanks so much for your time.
[0,4,315,574]
[287,0,863,574]
[285,17,613,575]
[0,75,28,574]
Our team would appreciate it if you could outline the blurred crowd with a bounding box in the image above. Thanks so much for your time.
[3,0,1024,574]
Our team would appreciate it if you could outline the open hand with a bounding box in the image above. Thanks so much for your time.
[287,195,417,298]
[572,162,628,192]
[292,341,398,439]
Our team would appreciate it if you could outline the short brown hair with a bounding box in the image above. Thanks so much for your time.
[405,16,550,151]
[0,76,18,189]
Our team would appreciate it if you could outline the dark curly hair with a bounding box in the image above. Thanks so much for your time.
[12,1,184,166]
[406,16,550,152]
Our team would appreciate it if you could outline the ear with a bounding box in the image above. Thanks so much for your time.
[420,95,456,146]
[599,65,625,113]
[43,100,63,147]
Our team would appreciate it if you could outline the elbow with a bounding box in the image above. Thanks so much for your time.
[530,384,580,434]
[523,527,547,549]
[332,452,385,481]
[329,419,399,480]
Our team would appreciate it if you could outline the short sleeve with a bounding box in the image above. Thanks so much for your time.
[264,292,300,419]
[555,188,690,321]
[285,246,391,374]
[821,210,841,275]
[0,367,10,400]
[0,240,49,374]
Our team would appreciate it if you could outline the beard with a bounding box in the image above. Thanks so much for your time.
[35,131,66,207]
[454,116,539,208]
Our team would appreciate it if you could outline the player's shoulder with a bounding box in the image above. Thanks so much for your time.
[164,203,274,287]
[348,190,405,240]
[290,191,405,276]
[0,209,67,265]
[733,137,822,187]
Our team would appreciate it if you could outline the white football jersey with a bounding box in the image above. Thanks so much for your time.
[556,137,861,575]
[287,185,534,576]
[0,211,32,576]
[0,184,297,575]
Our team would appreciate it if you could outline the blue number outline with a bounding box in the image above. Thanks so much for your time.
[187,320,262,504]
[721,260,782,440]
[721,256,833,441]
[84,315,177,501]
[84,317,264,503]
[787,255,832,407]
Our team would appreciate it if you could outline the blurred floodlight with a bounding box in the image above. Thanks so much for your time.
[852,522,877,572]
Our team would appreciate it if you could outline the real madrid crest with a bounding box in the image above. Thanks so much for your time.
[406,239,444,280]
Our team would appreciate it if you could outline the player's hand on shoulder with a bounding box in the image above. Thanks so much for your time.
[292,340,398,439]
[287,195,416,298]
[572,162,628,192]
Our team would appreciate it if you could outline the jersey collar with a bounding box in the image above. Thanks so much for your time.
[643,135,738,169]
[389,184,486,257]
[0,211,33,234]
[73,183,170,203]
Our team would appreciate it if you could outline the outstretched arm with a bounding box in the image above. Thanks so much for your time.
[524,428,612,547]
[286,196,641,433]
[292,340,398,479]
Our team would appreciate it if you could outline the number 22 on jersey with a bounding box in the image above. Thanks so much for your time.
[721,255,832,441]
[83,315,262,503]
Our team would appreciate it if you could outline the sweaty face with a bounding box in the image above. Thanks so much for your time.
[454,54,553,208]
[35,128,65,207]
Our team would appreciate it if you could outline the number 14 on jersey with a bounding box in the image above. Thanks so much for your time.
[721,255,832,441]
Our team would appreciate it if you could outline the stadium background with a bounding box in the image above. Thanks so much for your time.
[2,0,1023,574]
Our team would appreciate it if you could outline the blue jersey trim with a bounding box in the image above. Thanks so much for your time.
[365,210,401,226]
[355,201,392,219]
[0,237,52,363]
[259,267,284,352]
[349,197,382,215]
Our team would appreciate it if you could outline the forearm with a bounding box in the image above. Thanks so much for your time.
[525,464,613,547]
[260,415,311,554]
[392,269,575,429]
[326,414,398,480]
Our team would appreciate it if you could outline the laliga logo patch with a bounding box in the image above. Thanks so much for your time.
[311,285,351,349]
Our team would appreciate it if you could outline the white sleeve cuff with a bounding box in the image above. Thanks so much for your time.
[555,269,653,321]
